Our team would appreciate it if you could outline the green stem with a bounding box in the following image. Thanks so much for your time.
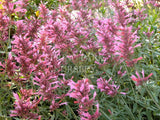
[67,104,78,120]
[57,110,70,120]
[99,108,112,120]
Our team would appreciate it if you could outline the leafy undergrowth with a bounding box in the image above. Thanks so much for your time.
[0,0,160,120]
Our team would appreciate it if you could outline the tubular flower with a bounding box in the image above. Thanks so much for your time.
[68,78,100,119]
[10,92,41,119]
[80,103,100,120]
[131,70,153,86]
[68,78,94,105]
[97,77,126,97]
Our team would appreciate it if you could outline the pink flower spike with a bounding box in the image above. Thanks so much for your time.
[11,92,41,119]
[131,70,153,86]
[13,93,20,101]
[97,77,124,97]
[118,67,126,77]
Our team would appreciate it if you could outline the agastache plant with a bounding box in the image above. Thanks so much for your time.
[10,91,41,119]
[109,0,142,66]
[131,70,153,86]
[93,0,145,68]
[11,34,36,81]
[94,18,118,66]
[33,71,59,101]
[0,52,17,77]
[80,103,100,120]
[0,0,157,119]
[116,26,141,66]
[34,71,67,111]
[97,77,126,97]
[0,11,9,42]
[68,78,100,119]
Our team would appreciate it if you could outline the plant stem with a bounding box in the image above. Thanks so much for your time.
[99,108,112,120]
[67,104,78,120]
[57,110,70,120]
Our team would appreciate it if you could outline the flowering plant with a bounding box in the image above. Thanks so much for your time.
[0,0,159,119]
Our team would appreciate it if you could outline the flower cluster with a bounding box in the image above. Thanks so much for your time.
[97,77,126,97]
[93,0,144,67]
[131,70,153,86]
[10,90,41,119]
[68,78,100,120]
[0,52,17,76]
